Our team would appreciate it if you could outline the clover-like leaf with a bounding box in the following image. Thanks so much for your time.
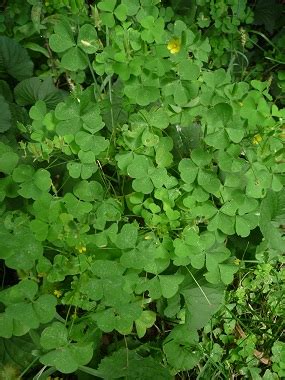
[77,24,100,54]
[179,159,198,184]
[135,310,156,338]
[40,322,68,350]
[158,274,185,298]
[13,165,51,200]
[49,20,75,53]
[40,343,93,374]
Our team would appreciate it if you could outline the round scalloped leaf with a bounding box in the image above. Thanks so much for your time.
[0,36,33,80]
[14,77,66,109]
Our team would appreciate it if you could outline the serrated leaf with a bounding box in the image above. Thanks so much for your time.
[0,95,11,132]
[0,143,18,173]
[14,77,65,109]
[97,348,172,379]
[0,36,33,80]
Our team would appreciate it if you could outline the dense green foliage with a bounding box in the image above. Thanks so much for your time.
[0,0,284,379]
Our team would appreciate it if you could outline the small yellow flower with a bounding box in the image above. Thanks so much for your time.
[252,134,262,145]
[76,244,87,254]
[234,258,241,266]
[53,290,62,298]
[167,38,181,54]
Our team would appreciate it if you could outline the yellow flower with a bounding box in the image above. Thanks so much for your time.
[252,134,262,145]
[76,244,87,254]
[53,289,62,298]
[167,38,181,54]
[234,258,241,266]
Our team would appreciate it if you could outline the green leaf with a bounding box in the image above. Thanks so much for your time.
[205,130,229,149]
[149,108,169,129]
[2,291,56,336]
[179,159,198,184]
[97,0,117,12]
[197,170,221,194]
[135,310,156,338]
[213,103,233,125]
[97,348,172,379]
[0,335,36,369]
[93,303,141,334]
[24,42,50,58]
[259,190,284,250]
[127,155,150,178]
[0,36,33,80]
[78,24,100,54]
[158,274,184,298]
[0,143,18,173]
[40,343,93,374]
[0,95,11,132]
[191,148,211,167]
[114,4,128,21]
[208,211,235,235]
[122,0,140,16]
[73,180,103,201]
[163,326,201,372]
[49,21,75,53]
[14,77,65,109]
[0,313,13,338]
[75,132,109,153]
[178,60,200,81]
[0,227,43,271]
[182,281,225,330]
[30,219,49,241]
[13,166,51,200]
[100,12,116,28]
[235,215,251,237]
[116,223,138,249]
[61,47,88,71]
[40,322,68,350]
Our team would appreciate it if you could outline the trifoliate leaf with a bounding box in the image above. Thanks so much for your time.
[179,159,198,184]
[40,322,68,350]
[77,24,100,54]
[135,310,156,338]
[49,20,75,53]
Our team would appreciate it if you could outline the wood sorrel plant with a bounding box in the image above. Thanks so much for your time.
[0,0,284,378]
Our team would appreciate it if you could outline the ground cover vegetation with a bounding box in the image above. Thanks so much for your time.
[0,0,284,378]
